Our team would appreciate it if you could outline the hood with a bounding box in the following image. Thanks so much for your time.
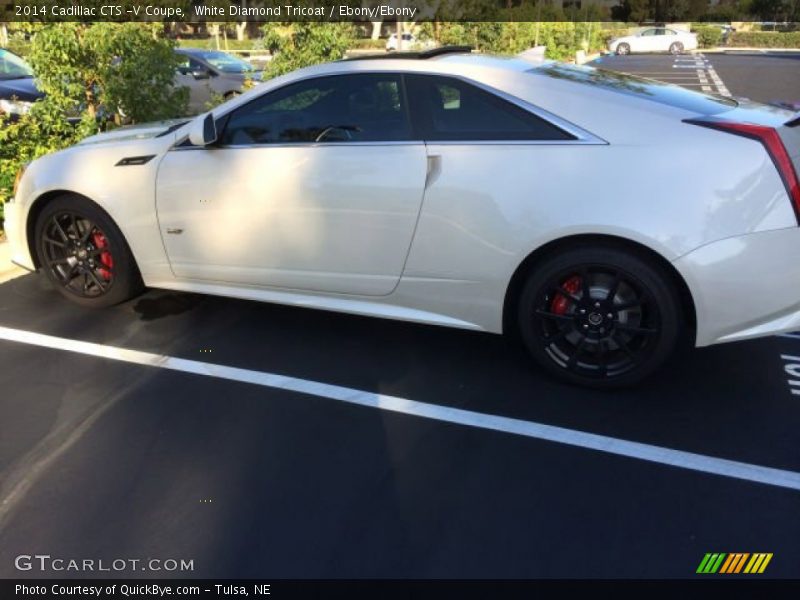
[0,77,42,102]
[78,119,190,146]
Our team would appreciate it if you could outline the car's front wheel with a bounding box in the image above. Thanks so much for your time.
[616,43,630,55]
[517,245,682,389]
[35,194,143,307]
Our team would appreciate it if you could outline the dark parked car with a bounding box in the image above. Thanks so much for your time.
[175,48,264,113]
[0,48,42,120]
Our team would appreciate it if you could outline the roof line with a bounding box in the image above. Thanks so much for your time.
[341,45,473,62]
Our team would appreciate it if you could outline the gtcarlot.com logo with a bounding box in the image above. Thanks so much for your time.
[14,554,194,573]
[696,552,773,574]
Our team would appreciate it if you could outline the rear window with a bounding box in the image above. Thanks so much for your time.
[532,64,737,116]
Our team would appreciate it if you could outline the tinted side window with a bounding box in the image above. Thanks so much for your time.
[220,74,411,145]
[406,75,573,142]
[176,57,206,75]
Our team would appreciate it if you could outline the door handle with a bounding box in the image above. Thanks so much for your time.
[425,154,441,190]
[166,228,184,235]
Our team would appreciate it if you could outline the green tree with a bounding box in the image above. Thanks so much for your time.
[0,23,189,215]
[260,22,353,78]
[611,0,653,21]
[27,22,187,123]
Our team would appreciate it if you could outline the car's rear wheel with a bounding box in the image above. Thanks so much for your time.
[616,43,630,55]
[669,42,684,55]
[517,246,682,389]
[35,194,143,307]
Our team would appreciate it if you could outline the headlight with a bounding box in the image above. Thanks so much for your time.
[12,162,29,199]
[0,98,34,116]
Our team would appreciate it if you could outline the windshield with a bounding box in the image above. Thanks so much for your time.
[197,51,256,74]
[531,63,737,115]
[0,49,34,80]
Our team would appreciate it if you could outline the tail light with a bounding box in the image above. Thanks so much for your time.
[685,118,800,224]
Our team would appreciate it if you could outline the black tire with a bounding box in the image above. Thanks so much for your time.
[616,43,630,56]
[517,245,682,389]
[669,42,684,55]
[34,194,144,308]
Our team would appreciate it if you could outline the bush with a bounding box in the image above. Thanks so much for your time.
[0,23,189,225]
[436,21,605,60]
[4,37,31,57]
[349,38,386,50]
[177,38,260,52]
[728,31,800,48]
[260,23,353,78]
[28,23,188,124]
[694,25,723,48]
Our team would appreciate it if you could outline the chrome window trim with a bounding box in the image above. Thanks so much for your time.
[171,138,601,152]
[443,74,606,144]
[171,69,607,151]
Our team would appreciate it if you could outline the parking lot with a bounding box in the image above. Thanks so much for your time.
[1,51,800,580]
[588,50,800,105]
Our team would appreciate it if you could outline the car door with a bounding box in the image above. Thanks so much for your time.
[155,73,428,296]
[655,28,675,52]
[637,28,658,52]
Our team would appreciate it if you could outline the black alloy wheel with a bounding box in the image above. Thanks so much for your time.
[35,194,143,307]
[40,212,116,298]
[518,246,682,388]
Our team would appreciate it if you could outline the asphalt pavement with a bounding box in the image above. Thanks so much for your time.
[2,272,800,578]
[1,52,800,580]
[588,50,800,105]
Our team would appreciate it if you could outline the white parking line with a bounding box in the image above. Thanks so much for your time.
[2,324,800,492]
[698,53,732,97]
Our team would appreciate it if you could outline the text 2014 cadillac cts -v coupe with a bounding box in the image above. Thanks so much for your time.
[5,48,800,388]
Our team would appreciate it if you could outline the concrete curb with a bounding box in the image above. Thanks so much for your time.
[0,240,26,284]
[698,47,800,53]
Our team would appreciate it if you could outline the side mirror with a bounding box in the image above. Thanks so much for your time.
[191,68,210,80]
[189,113,217,146]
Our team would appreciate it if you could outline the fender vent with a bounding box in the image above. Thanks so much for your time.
[116,155,156,166]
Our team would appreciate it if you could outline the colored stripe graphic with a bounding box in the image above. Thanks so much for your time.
[744,553,773,574]
[697,553,727,573]
[698,552,773,574]
[719,554,735,573]
[721,553,749,573]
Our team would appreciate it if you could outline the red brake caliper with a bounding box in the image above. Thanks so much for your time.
[91,231,113,280]
[551,275,582,315]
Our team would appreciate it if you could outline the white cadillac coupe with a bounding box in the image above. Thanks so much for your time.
[5,48,800,388]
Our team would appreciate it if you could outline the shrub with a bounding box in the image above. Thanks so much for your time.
[0,23,189,231]
[4,37,31,57]
[177,38,259,52]
[727,31,800,48]
[260,23,353,78]
[349,38,386,50]
[436,21,605,60]
[28,23,188,124]
[694,26,723,48]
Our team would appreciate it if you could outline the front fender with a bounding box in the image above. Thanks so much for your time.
[16,138,175,283]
